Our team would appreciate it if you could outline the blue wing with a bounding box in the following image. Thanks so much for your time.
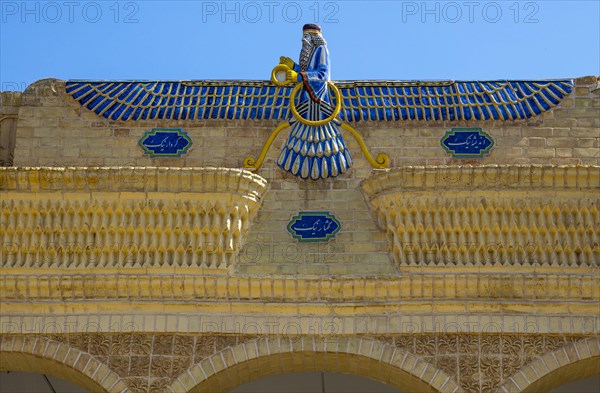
[66,79,573,122]
[66,80,294,121]
[337,80,574,121]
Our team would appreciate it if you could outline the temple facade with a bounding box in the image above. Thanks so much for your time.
[0,75,598,392]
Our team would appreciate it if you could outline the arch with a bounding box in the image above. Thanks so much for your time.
[0,335,128,393]
[167,336,462,393]
[498,337,600,393]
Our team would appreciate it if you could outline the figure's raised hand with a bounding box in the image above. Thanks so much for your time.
[280,56,295,69]
[286,69,299,83]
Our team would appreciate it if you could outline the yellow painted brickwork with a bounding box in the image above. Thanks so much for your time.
[2,165,598,273]
[1,167,266,269]
[362,166,599,267]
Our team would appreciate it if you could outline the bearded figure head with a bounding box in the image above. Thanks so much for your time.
[299,24,327,71]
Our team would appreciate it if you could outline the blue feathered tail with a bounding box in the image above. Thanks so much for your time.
[277,119,352,180]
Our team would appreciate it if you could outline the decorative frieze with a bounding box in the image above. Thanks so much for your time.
[1,333,597,393]
[0,167,267,269]
[1,269,598,303]
[361,165,599,267]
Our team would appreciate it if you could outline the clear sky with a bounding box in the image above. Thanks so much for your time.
[1,0,599,91]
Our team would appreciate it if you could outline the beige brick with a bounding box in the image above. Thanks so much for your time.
[577,138,598,148]
[83,358,101,377]
[111,381,128,393]
[500,379,521,393]
[577,116,600,127]
[89,364,110,384]
[528,138,546,147]
[99,372,118,390]
[554,148,573,158]
[200,358,215,377]
[62,129,86,138]
[32,107,64,118]
[493,147,523,158]
[186,364,203,384]
[575,97,594,107]
[58,119,88,128]
[62,148,80,157]
[84,129,113,138]
[574,86,592,97]
[575,76,597,85]
[511,371,528,389]
[501,128,522,137]
[79,147,114,157]
[113,128,130,137]
[520,128,550,137]
[563,108,600,117]
[588,339,600,356]
[570,126,600,137]
[0,336,15,352]
[32,128,61,138]
[169,379,188,393]
[542,118,578,127]
[546,138,578,148]
[526,148,555,158]
[553,348,570,366]
[401,353,417,371]
[558,98,575,108]
[573,148,599,158]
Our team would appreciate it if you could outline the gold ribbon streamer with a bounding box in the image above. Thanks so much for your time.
[243,122,290,170]
[340,123,390,169]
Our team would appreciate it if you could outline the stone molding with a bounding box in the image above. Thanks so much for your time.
[361,165,599,194]
[2,310,598,336]
[0,167,267,198]
[1,268,597,303]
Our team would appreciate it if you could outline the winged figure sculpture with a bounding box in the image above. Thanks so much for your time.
[66,24,573,180]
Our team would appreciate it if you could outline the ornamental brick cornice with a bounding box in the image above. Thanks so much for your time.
[1,268,597,304]
[361,165,600,268]
[1,167,267,200]
[360,165,599,196]
[1,167,267,270]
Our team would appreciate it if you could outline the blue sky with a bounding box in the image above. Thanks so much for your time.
[1,0,599,90]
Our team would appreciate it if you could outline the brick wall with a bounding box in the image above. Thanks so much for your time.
[9,76,599,169]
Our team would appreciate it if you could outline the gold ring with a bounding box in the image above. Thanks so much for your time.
[289,81,342,126]
[271,64,291,86]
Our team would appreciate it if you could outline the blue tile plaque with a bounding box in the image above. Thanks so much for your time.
[441,128,494,158]
[287,212,341,243]
[139,128,192,158]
